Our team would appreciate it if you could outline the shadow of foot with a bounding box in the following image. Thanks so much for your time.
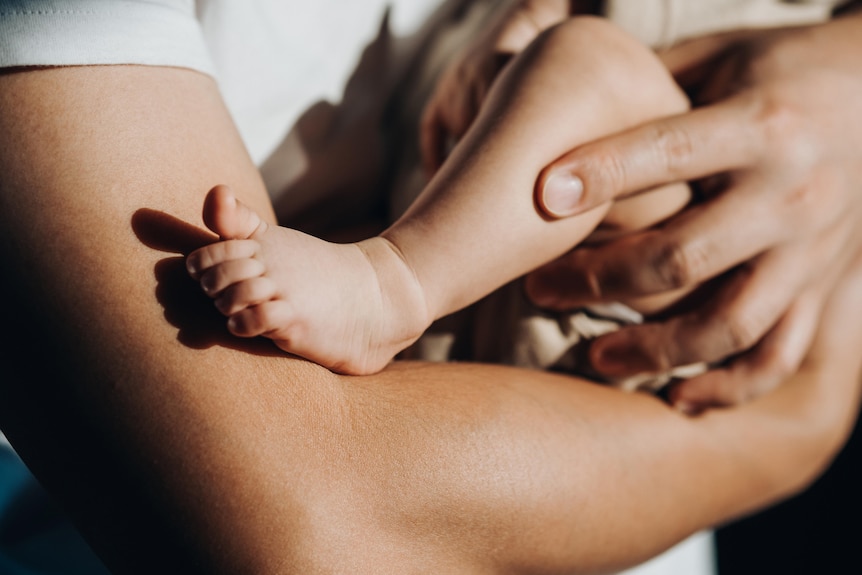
[132,208,282,356]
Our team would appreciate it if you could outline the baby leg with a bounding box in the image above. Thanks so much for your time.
[383,16,690,317]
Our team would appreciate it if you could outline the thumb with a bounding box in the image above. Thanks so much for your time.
[535,169,585,218]
[535,97,754,219]
[534,141,629,220]
[202,185,266,241]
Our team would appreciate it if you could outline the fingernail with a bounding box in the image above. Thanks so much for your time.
[542,172,583,217]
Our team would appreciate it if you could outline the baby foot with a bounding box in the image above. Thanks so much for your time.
[186,185,431,375]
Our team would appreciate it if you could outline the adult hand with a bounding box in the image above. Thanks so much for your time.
[526,12,862,412]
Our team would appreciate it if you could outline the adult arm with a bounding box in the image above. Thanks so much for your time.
[530,7,862,410]
[0,64,859,575]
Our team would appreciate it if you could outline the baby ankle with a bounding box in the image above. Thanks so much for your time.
[356,237,433,336]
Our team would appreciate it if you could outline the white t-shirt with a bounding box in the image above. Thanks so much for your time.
[0,1,714,574]
[0,0,440,164]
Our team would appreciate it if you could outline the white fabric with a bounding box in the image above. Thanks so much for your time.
[0,0,440,164]
[621,530,717,575]
[0,1,214,74]
[607,0,847,48]
[0,1,719,573]
[195,0,442,163]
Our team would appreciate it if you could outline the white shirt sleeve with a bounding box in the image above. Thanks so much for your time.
[0,0,214,75]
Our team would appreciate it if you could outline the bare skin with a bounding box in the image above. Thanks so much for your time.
[186,185,428,374]
[186,17,691,375]
[2,56,862,574]
[530,8,862,411]
[420,0,602,173]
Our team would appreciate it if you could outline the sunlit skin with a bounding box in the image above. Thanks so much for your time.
[186,17,692,376]
[2,10,862,574]
[531,7,862,411]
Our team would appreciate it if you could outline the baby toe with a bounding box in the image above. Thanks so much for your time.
[215,276,276,316]
[227,300,294,339]
[200,258,266,296]
[186,239,259,277]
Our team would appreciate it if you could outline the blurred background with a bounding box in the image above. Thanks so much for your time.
[717,410,862,574]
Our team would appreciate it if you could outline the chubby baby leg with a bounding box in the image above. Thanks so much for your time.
[383,16,691,318]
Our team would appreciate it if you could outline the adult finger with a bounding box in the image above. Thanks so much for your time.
[667,287,823,414]
[666,228,859,414]
[587,248,803,377]
[526,176,788,309]
[589,213,853,377]
[535,92,764,219]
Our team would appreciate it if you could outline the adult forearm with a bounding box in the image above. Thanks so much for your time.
[293,335,861,575]
[0,64,285,573]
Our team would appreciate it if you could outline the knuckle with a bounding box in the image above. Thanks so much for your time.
[753,91,796,141]
[784,168,845,232]
[666,318,706,368]
[753,91,818,167]
[783,183,820,223]
[721,314,763,355]
[751,93,833,228]
[651,240,707,290]
[651,341,676,373]
[586,146,628,200]
[650,122,695,178]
